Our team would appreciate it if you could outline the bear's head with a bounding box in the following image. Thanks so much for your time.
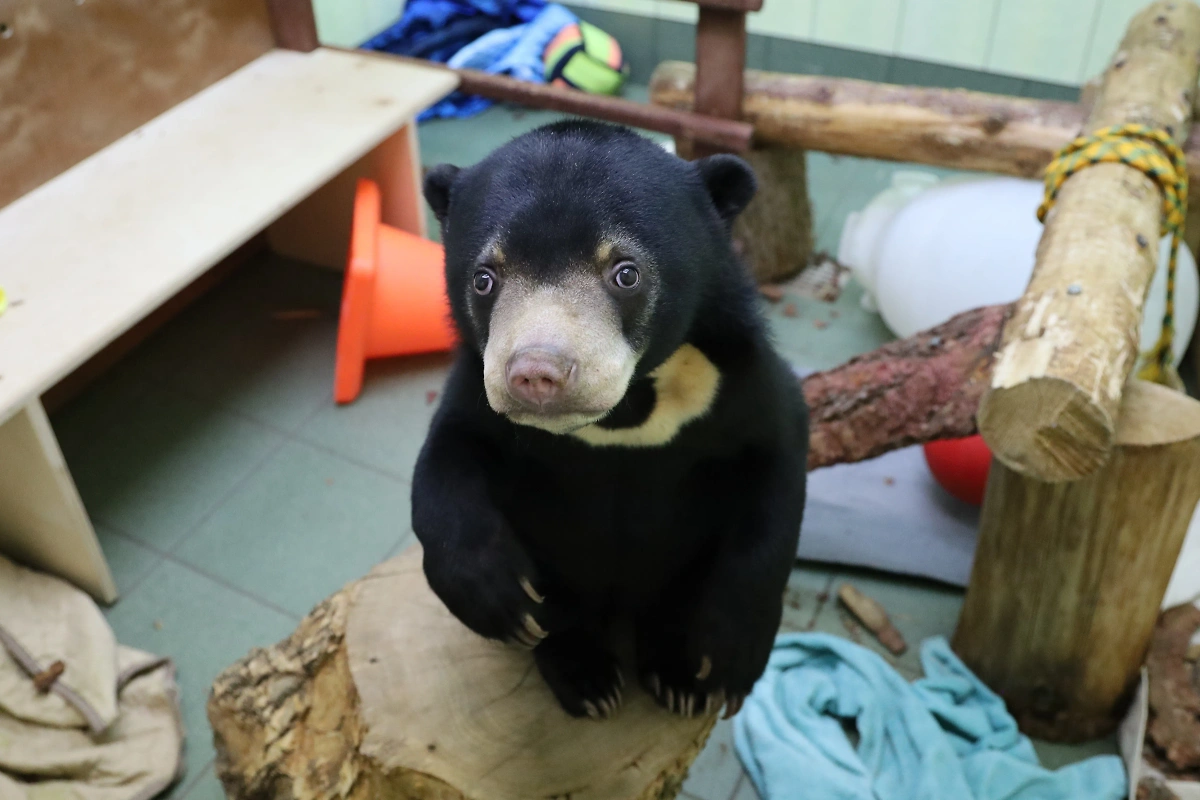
[424,120,756,435]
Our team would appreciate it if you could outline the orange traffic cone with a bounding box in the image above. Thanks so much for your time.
[334,178,455,404]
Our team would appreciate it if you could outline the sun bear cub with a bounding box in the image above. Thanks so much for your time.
[413,120,808,719]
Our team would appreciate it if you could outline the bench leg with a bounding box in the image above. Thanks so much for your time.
[0,400,117,604]
[267,122,428,269]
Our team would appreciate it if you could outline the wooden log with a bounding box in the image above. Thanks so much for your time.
[649,60,1087,178]
[802,303,1010,471]
[976,0,1200,483]
[265,0,319,52]
[952,380,1200,742]
[208,547,716,800]
[650,60,1200,184]
[673,143,813,284]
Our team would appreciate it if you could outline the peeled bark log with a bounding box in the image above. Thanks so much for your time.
[976,0,1200,483]
[802,303,1010,470]
[650,60,1086,178]
[953,380,1200,741]
[208,548,716,800]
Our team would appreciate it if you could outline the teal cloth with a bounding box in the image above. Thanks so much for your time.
[733,634,1127,800]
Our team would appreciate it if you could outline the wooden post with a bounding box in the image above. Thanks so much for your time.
[266,0,319,52]
[691,7,748,159]
[953,380,1200,742]
[209,547,717,800]
[975,1,1200,483]
[728,146,813,283]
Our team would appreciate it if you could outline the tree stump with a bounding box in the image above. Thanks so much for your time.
[675,139,813,284]
[207,547,716,800]
[953,379,1200,742]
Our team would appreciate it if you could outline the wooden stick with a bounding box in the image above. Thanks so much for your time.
[351,51,754,153]
[976,0,1200,483]
[953,381,1200,741]
[837,584,907,656]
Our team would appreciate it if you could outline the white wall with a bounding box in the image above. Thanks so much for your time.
[570,0,1155,85]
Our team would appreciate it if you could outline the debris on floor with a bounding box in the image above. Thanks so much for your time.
[1145,603,1200,778]
[837,583,907,656]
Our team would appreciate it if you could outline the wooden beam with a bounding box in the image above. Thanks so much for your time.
[266,0,319,52]
[353,51,754,153]
[690,7,748,159]
[976,0,1200,482]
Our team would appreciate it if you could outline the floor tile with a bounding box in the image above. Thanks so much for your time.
[780,563,838,633]
[51,367,151,467]
[731,775,763,800]
[178,764,225,800]
[96,525,163,598]
[104,560,296,794]
[298,352,452,481]
[175,439,414,617]
[683,719,745,800]
[69,385,283,551]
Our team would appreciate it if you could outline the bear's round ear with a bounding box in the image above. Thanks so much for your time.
[423,164,461,223]
[695,154,757,225]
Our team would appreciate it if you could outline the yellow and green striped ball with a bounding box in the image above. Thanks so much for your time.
[543,21,629,95]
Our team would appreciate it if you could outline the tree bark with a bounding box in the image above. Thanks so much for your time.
[953,380,1200,741]
[802,303,1010,470]
[976,0,1200,483]
[208,548,716,800]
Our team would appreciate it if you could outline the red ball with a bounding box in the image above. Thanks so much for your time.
[922,435,992,506]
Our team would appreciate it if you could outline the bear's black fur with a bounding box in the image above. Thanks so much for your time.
[413,120,808,719]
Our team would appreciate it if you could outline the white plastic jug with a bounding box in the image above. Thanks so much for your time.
[838,173,1200,367]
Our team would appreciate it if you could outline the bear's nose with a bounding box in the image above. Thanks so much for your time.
[506,348,577,410]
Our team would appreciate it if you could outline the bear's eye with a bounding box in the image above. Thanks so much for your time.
[611,262,640,290]
[473,268,497,296]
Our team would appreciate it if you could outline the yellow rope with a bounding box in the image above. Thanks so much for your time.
[1039,123,1187,390]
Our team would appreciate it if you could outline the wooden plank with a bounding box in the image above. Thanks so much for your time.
[0,401,116,604]
[0,48,458,426]
[266,0,319,51]
[41,234,268,415]
[0,0,274,210]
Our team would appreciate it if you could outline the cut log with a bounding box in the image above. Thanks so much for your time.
[208,547,716,800]
[952,380,1200,741]
[692,144,812,284]
[802,303,1010,471]
[975,0,1200,483]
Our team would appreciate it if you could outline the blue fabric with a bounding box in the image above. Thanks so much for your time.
[362,0,576,121]
[734,634,1128,800]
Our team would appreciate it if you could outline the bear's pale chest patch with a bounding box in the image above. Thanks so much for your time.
[569,344,721,448]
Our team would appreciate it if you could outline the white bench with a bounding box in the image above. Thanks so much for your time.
[0,47,456,602]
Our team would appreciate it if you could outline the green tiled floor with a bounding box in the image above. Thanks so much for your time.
[48,94,1116,800]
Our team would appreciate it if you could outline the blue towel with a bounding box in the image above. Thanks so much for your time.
[733,634,1128,800]
[362,0,576,121]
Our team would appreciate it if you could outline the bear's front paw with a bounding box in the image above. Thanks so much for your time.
[534,628,625,720]
[638,607,776,719]
[422,532,556,648]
